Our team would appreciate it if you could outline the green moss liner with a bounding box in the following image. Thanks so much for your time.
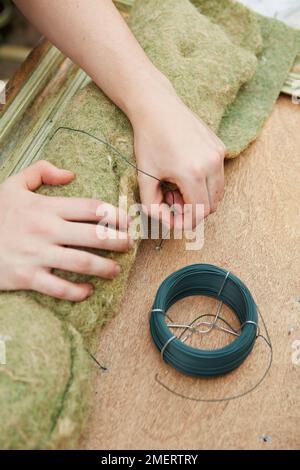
[129,0,257,133]
[218,14,300,157]
[0,293,90,449]
[31,84,139,347]
[191,0,300,157]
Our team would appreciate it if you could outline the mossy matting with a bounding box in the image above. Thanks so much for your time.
[129,0,257,133]
[218,13,300,156]
[0,292,90,449]
[191,0,263,55]
[0,84,140,449]
[31,84,139,347]
[191,0,300,156]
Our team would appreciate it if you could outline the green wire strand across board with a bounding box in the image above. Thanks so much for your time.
[150,264,259,377]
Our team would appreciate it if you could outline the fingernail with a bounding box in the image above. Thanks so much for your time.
[87,285,94,297]
[128,237,134,249]
[114,265,121,276]
[65,170,75,178]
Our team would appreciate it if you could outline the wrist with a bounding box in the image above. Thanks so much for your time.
[122,69,175,126]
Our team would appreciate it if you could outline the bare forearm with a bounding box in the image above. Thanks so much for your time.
[13,0,169,121]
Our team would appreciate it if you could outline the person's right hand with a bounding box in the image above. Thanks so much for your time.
[0,160,132,301]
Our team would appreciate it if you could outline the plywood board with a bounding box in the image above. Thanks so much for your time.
[81,96,300,450]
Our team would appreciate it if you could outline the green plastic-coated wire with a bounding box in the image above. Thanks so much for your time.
[150,264,258,377]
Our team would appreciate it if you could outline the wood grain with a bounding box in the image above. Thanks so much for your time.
[81,96,300,450]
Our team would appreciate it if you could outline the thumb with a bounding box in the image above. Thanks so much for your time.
[17,160,75,191]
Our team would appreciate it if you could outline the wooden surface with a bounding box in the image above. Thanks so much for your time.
[81,96,300,450]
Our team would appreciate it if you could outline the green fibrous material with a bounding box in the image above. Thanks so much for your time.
[129,0,257,133]
[0,293,90,449]
[191,0,300,156]
[31,84,139,346]
[191,0,263,54]
[218,14,300,156]
[0,84,139,449]
[1,0,300,450]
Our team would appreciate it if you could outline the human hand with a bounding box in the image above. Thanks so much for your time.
[0,160,132,301]
[131,79,226,229]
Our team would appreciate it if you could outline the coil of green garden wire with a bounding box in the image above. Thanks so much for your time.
[150,264,258,377]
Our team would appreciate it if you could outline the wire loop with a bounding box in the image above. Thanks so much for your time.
[150,264,259,377]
